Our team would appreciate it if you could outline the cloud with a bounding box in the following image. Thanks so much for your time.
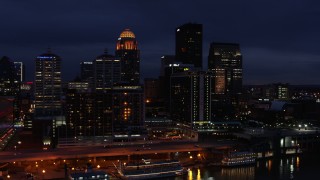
[0,0,320,83]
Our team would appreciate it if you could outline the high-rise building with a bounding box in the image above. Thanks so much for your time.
[34,50,63,147]
[170,71,212,130]
[65,89,99,138]
[160,55,176,76]
[112,85,145,140]
[80,61,93,86]
[159,60,195,111]
[208,43,242,119]
[93,51,121,90]
[116,29,140,84]
[0,56,20,96]
[175,23,203,68]
[14,62,25,82]
[208,43,243,97]
[34,51,62,116]
[65,84,145,143]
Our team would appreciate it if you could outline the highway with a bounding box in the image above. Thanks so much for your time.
[0,141,232,163]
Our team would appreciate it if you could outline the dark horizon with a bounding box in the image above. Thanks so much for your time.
[1,0,320,85]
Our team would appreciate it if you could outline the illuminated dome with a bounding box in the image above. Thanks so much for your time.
[116,29,138,51]
[119,29,136,38]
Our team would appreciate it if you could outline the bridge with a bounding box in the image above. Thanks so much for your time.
[0,141,233,163]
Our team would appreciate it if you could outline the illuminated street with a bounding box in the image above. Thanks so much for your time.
[0,141,232,163]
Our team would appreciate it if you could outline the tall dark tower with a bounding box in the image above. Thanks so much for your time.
[80,61,93,82]
[175,23,203,68]
[34,50,62,116]
[0,56,20,96]
[208,43,242,96]
[93,50,121,90]
[115,29,140,84]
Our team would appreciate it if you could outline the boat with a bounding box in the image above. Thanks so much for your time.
[116,159,186,180]
[221,151,257,167]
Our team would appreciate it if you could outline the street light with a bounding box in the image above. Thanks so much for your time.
[42,169,46,180]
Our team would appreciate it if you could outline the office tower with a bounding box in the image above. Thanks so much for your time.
[80,61,93,80]
[80,61,93,87]
[170,71,212,130]
[93,50,121,90]
[65,88,98,138]
[0,56,20,96]
[112,85,145,140]
[208,43,242,96]
[65,85,145,143]
[115,29,140,84]
[34,51,62,116]
[160,55,176,76]
[14,62,25,82]
[33,50,63,147]
[159,60,195,110]
[175,23,203,68]
[208,43,242,119]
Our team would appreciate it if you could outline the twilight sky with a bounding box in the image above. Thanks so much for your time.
[0,0,320,84]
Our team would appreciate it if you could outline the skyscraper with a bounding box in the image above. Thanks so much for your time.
[208,43,242,119]
[34,51,62,116]
[116,29,140,84]
[175,23,203,68]
[80,61,93,87]
[65,85,145,143]
[0,56,20,96]
[93,50,121,90]
[14,62,25,82]
[170,71,212,130]
[160,55,176,76]
[208,43,242,97]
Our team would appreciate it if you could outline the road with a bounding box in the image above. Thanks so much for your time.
[0,141,233,163]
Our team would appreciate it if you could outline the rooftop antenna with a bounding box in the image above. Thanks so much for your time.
[104,48,108,54]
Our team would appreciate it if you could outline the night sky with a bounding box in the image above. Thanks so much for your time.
[1,0,320,84]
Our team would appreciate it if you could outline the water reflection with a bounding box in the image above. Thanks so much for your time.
[188,169,192,180]
[221,166,255,180]
[175,155,306,180]
[196,168,201,180]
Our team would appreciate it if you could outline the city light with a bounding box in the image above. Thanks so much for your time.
[0,3,319,180]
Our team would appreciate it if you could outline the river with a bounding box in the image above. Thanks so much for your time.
[169,153,318,180]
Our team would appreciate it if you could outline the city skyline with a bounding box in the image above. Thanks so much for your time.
[1,0,320,84]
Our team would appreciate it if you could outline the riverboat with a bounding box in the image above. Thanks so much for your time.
[221,151,257,167]
[117,159,186,180]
